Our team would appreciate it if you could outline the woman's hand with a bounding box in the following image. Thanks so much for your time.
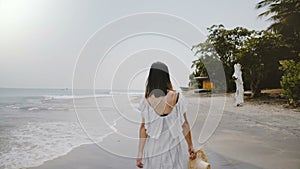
[188,146,197,160]
[136,157,144,168]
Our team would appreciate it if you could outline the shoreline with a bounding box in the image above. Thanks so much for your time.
[31,94,300,169]
[30,142,263,169]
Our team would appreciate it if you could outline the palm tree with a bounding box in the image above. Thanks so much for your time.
[256,0,300,58]
[256,0,300,36]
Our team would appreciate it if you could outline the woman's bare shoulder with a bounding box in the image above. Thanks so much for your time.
[166,90,179,103]
[167,90,179,95]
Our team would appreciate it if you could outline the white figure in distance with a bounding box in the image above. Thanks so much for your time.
[232,63,244,106]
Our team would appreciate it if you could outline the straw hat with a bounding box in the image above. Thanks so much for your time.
[188,149,211,169]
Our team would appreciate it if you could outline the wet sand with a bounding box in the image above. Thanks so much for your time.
[32,93,300,169]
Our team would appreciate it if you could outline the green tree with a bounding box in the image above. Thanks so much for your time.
[191,42,220,90]
[206,25,256,66]
[279,59,300,106]
[236,31,284,97]
[257,0,300,104]
[192,25,255,91]
[191,41,216,77]
[192,25,285,97]
[256,0,300,56]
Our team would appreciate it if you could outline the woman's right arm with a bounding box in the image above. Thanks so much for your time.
[136,118,147,168]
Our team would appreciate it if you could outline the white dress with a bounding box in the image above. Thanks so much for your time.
[138,93,189,169]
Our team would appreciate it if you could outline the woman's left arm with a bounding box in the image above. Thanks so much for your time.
[182,113,197,160]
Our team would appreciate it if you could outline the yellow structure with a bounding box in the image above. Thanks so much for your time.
[203,80,213,89]
[194,76,213,90]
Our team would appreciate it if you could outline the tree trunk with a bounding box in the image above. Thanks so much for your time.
[250,79,261,98]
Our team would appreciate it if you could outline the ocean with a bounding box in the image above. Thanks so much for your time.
[0,88,144,169]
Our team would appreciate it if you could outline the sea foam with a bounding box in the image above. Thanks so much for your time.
[0,121,114,169]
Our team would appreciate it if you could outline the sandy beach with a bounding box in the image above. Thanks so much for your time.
[2,0,299,168]
[30,93,300,169]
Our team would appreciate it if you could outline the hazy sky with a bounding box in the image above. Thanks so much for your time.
[0,0,270,89]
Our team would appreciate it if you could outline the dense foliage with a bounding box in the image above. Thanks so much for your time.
[257,0,300,104]
[192,26,285,97]
[256,0,300,55]
[192,25,256,92]
[192,0,299,104]
[279,59,300,106]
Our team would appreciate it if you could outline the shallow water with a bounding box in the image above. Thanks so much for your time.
[0,88,143,168]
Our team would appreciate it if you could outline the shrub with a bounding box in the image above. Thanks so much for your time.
[279,59,300,107]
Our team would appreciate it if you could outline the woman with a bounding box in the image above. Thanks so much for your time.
[136,61,196,169]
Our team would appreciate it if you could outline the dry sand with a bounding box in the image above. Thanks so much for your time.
[31,93,300,169]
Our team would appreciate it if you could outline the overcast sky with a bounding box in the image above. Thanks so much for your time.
[0,0,270,89]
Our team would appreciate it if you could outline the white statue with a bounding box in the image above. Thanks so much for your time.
[232,63,244,106]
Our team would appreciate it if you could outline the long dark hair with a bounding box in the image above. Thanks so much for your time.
[145,61,173,98]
